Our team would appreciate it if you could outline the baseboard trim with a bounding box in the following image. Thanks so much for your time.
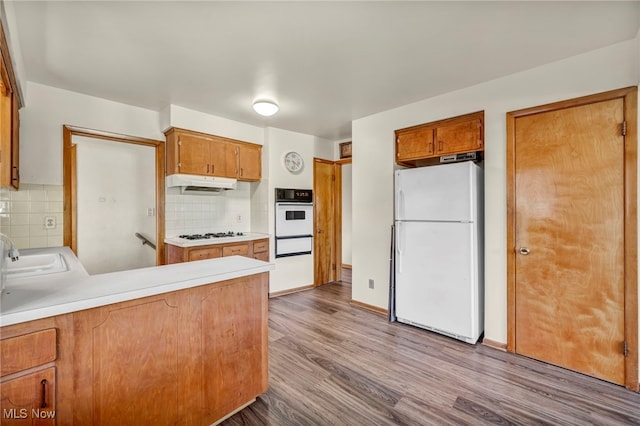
[341,263,352,270]
[482,338,508,351]
[350,299,388,316]
[269,284,314,298]
[212,398,255,425]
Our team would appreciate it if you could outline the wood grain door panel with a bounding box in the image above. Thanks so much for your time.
[314,159,336,285]
[514,99,626,385]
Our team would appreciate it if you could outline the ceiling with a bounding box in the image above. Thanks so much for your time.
[5,1,640,141]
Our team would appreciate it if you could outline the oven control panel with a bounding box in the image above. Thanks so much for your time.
[275,188,313,203]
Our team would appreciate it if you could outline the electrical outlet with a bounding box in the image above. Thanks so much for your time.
[147,207,155,217]
[44,216,56,229]
[368,279,374,289]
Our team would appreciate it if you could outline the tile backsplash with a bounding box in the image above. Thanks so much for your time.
[165,182,253,237]
[0,182,257,248]
[0,184,64,249]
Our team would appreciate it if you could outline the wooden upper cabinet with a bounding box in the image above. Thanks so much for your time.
[235,142,262,181]
[396,126,435,161]
[165,128,261,181]
[395,111,484,167]
[435,114,483,155]
[173,132,213,175]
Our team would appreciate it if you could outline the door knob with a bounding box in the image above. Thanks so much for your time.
[519,247,530,255]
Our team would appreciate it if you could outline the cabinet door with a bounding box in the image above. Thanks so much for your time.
[236,143,262,181]
[222,244,249,257]
[177,133,211,175]
[73,297,181,425]
[188,247,222,261]
[0,367,56,425]
[396,127,434,161]
[201,276,268,423]
[252,239,269,261]
[435,118,483,155]
[209,138,232,178]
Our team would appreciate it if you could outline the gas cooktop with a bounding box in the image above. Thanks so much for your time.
[178,232,245,240]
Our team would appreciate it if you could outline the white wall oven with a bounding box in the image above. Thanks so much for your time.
[275,188,313,258]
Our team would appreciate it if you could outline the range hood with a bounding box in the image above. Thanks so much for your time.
[166,174,237,194]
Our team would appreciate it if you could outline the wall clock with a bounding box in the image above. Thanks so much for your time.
[284,151,304,173]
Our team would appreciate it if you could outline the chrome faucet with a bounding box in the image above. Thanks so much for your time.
[0,233,19,261]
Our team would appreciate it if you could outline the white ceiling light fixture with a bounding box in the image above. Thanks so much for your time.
[252,100,279,117]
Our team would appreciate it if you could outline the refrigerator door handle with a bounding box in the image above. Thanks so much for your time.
[398,189,405,219]
[397,222,403,273]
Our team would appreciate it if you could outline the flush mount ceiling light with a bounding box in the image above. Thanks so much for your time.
[252,100,279,117]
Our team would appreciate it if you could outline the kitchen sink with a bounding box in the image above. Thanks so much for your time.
[5,253,68,279]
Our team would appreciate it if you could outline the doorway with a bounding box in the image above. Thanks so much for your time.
[63,126,165,270]
[313,157,352,287]
[313,158,337,285]
[506,87,638,390]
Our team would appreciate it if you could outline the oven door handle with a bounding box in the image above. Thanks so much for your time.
[275,202,314,207]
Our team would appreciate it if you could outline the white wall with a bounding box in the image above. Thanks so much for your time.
[20,82,163,185]
[75,137,156,274]
[352,39,639,350]
[265,127,316,293]
[161,104,265,145]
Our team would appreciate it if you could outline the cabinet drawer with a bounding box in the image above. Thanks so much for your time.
[222,244,249,257]
[188,247,222,261]
[253,251,269,262]
[253,240,268,253]
[0,367,56,423]
[1,329,57,377]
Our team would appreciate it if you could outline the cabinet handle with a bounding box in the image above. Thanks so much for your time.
[429,142,434,153]
[12,166,18,181]
[240,167,243,176]
[438,141,443,151]
[207,164,210,173]
[211,164,215,173]
[41,379,47,408]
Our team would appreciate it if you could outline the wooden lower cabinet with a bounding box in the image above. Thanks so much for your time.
[167,238,269,264]
[0,273,269,425]
[72,273,269,425]
[1,319,70,426]
[202,277,268,421]
[0,368,56,425]
[252,240,269,261]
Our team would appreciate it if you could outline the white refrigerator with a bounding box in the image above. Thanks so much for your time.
[394,161,483,344]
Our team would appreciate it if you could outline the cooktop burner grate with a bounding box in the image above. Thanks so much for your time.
[178,232,244,240]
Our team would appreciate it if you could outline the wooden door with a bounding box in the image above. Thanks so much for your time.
[314,159,336,286]
[508,89,638,388]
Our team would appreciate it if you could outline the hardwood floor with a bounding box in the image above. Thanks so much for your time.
[222,282,640,425]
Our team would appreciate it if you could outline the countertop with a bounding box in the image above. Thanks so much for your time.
[0,246,274,327]
[164,232,270,248]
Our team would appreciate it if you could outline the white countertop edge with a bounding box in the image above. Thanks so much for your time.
[1,256,274,327]
[164,232,270,247]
